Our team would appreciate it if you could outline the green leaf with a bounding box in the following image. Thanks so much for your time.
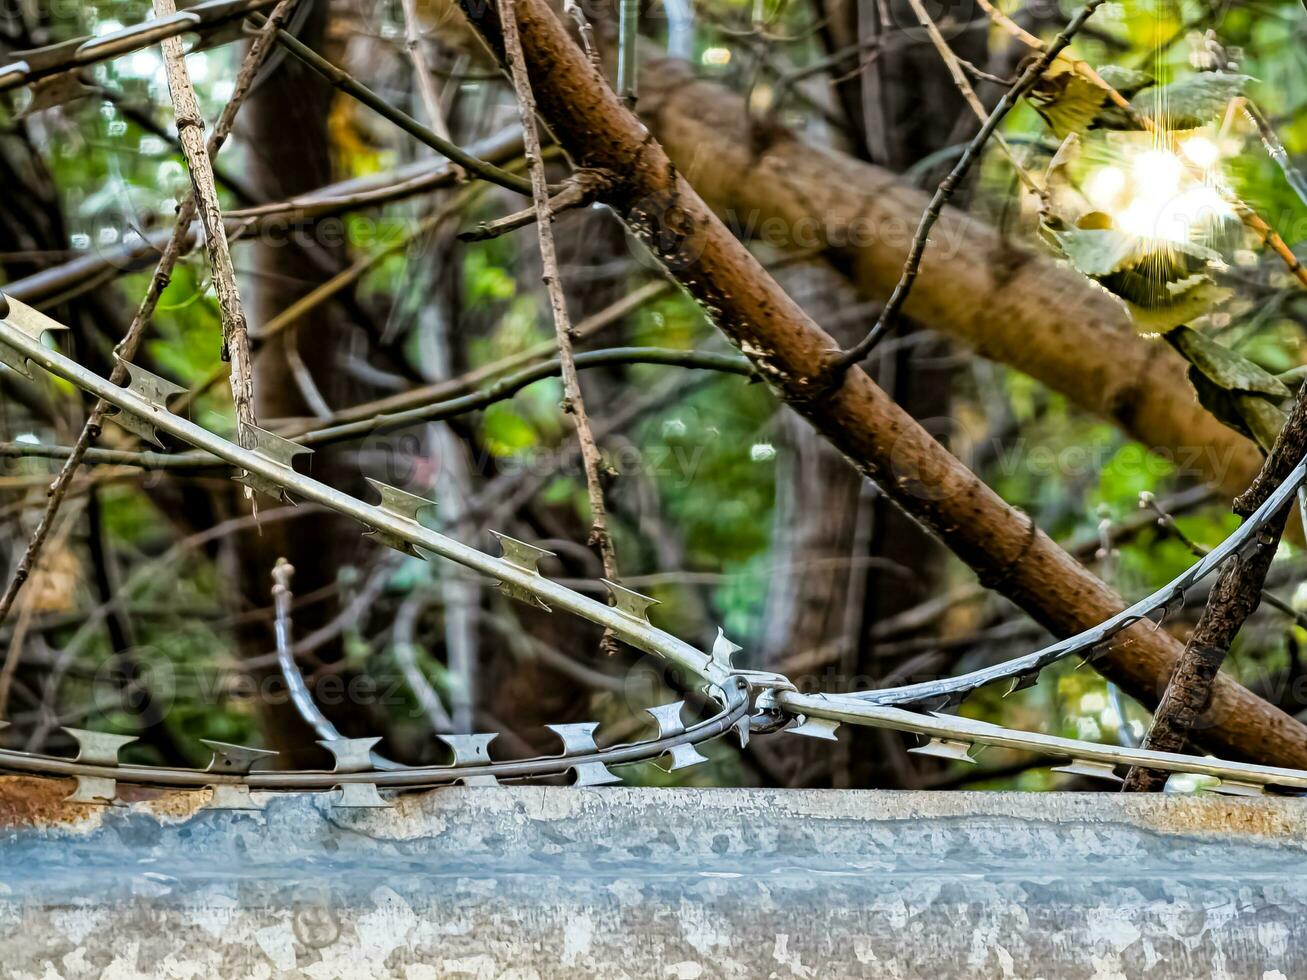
[1095,65,1155,98]
[1027,56,1109,139]
[1132,73,1254,129]
[1168,324,1291,398]
[1120,275,1232,334]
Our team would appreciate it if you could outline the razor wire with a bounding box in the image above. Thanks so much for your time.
[1,296,1306,803]
[0,0,279,106]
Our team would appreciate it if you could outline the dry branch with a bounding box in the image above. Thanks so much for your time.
[154,0,258,438]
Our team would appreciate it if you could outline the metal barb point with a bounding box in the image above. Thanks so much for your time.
[362,528,424,558]
[2,295,67,340]
[366,478,437,524]
[62,728,137,766]
[602,580,659,622]
[489,531,555,573]
[547,722,602,756]
[711,627,743,670]
[318,736,382,774]
[570,762,623,786]
[908,737,977,765]
[240,424,313,468]
[645,701,688,739]
[1004,672,1040,696]
[0,295,68,378]
[203,784,265,811]
[201,739,279,775]
[333,782,391,808]
[437,733,498,767]
[786,716,841,741]
[660,742,710,772]
[1051,758,1123,784]
[66,775,122,807]
[116,356,186,407]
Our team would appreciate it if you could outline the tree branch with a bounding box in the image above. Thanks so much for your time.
[154,0,259,439]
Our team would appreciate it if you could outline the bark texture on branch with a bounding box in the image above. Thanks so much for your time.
[454,0,1307,768]
[635,59,1263,500]
[153,0,258,438]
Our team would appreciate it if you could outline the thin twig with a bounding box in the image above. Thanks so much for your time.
[830,0,1107,373]
[497,0,621,600]
[0,0,299,632]
[458,169,606,242]
[904,0,1043,198]
[154,0,259,440]
[253,12,534,195]
[399,0,453,141]
[1243,98,1307,209]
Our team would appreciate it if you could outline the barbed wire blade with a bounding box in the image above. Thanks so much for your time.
[711,628,743,671]
[241,424,313,467]
[1004,672,1040,696]
[362,529,424,558]
[1051,758,1123,783]
[490,531,555,573]
[19,72,94,116]
[1212,778,1266,797]
[333,782,390,808]
[436,733,498,767]
[203,784,264,811]
[66,775,122,806]
[366,478,437,524]
[786,716,841,741]
[645,701,689,738]
[64,728,137,765]
[236,425,313,502]
[115,358,184,444]
[1145,590,1186,628]
[0,293,68,378]
[117,356,187,408]
[660,742,710,772]
[547,722,622,786]
[602,580,658,622]
[1076,641,1114,670]
[318,736,382,774]
[908,738,977,765]
[490,531,555,610]
[201,739,278,775]
[732,713,751,748]
[108,408,168,447]
[61,728,137,806]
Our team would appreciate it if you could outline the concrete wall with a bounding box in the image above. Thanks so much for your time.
[1,778,1306,977]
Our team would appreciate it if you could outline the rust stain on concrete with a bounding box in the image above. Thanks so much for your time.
[0,776,89,829]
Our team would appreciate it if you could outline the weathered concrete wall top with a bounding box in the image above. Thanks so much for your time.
[1,778,1305,978]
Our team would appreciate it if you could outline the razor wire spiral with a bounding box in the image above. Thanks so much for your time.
[2,296,1307,806]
